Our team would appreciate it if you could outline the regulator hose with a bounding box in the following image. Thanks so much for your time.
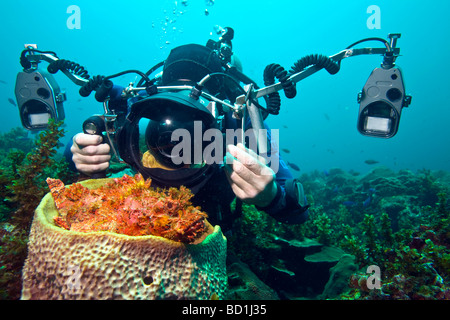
[289,54,340,75]
[47,59,90,79]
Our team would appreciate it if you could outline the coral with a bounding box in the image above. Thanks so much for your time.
[0,127,34,161]
[7,120,67,230]
[0,223,28,299]
[265,237,351,298]
[416,169,442,206]
[342,193,450,300]
[380,212,394,246]
[226,255,279,300]
[0,121,72,300]
[315,212,332,246]
[227,202,277,274]
[320,254,358,299]
[21,177,228,300]
[228,167,450,300]
[0,170,14,222]
[340,231,366,265]
[47,174,208,243]
[360,214,378,263]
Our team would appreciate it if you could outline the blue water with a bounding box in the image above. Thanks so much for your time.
[1,0,449,175]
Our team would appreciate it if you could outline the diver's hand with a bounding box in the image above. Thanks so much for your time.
[224,143,277,207]
[71,133,111,176]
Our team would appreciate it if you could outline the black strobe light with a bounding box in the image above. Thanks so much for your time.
[15,69,66,130]
[357,67,411,138]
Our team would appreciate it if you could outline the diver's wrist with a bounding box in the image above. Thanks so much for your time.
[254,180,279,208]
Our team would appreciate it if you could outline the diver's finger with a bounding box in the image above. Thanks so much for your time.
[72,142,110,156]
[236,143,268,165]
[224,153,267,199]
[235,143,274,176]
[74,153,111,165]
[73,133,103,148]
[224,150,255,183]
[223,166,249,200]
[75,162,110,174]
[224,158,251,188]
[227,144,265,176]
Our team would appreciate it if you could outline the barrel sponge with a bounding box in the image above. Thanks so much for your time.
[21,178,227,300]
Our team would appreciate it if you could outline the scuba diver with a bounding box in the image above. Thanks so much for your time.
[14,29,410,233]
[64,42,310,231]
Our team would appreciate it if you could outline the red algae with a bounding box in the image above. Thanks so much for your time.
[45,174,208,243]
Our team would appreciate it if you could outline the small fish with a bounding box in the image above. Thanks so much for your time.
[323,169,329,177]
[204,9,209,15]
[364,159,379,165]
[0,80,7,85]
[281,148,290,154]
[8,98,16,106]
[287,162,300,171]
[282,125,288,129]
[368,188,376,194]
[349,170,360,176]
[343,201,357,207]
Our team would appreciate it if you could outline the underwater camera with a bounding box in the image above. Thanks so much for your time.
[15,69,66,130]
[356,34,412,138]
[14,29,412,189]
[357,66,412,138]
[15,45,67,130]
[15,45,87,130]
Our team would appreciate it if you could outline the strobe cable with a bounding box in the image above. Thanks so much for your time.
[79,75,105,98]
[79,69,155,102]
[289,54,340,75]
[263,63,297,115]
[345,37,392,52]
[47,59,90,79]
[261,54,340,116]
[19,48,59,69]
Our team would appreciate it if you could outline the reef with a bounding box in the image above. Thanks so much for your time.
[1,121,71,228]
[228,166,450,300]
[0,120,449,300]
[47,173,208,243]
[22,176,227,300]
[0,121,75,300]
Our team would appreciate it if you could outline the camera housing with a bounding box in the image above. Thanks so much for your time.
[15,69,66,130]
[357,67,411,138]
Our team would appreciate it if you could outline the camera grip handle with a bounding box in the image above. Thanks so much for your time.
[82,115,108,179]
